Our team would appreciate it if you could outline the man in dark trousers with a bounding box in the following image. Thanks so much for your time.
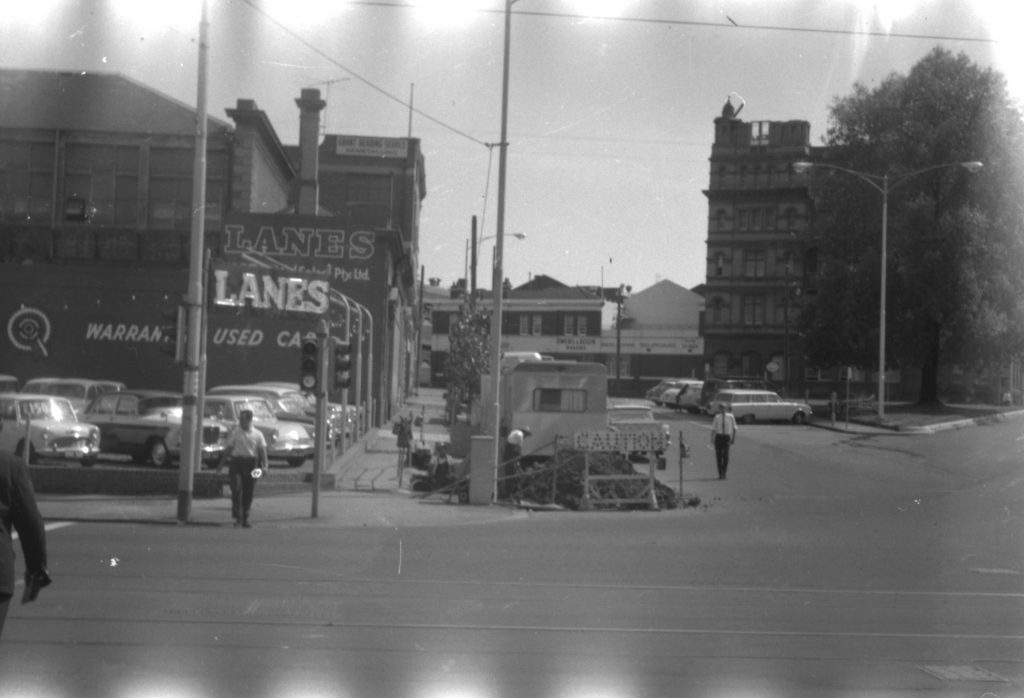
[710,403,738,480]
[221,409,269,528]
[0,421,50,638]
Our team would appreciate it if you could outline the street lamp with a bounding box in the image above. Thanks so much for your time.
[469,231,525,296]
[791,159,983,419]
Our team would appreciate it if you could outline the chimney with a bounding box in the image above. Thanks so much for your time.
[295,88,326,215]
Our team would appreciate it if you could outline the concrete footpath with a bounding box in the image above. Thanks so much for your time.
[37,389,526,529]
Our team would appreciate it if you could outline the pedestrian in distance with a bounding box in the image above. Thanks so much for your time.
[221,409,268,528]
[710,403,738,480]
[393,414,413,486]
[0,420,50,638]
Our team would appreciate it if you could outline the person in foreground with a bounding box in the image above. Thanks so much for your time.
[0,420,50,638]
[222,409,269,528]
[710,403,738,480]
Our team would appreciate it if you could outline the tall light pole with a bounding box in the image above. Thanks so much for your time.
[488,0,515,502]
[792,159,983,419]
[474,232,525,297]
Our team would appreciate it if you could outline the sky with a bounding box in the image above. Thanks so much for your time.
[1,0,1020,294]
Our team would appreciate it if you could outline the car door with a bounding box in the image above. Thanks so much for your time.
[86,393,122,450]
[762,393,784,421]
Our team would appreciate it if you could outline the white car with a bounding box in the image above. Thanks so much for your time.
[709,389,813,425]
[0,393,101,466]
[607,403,671,462]
[21,377,125,417]
[203,394,314,467]
[660,381,704,414]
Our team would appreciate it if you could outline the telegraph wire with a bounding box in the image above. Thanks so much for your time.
[347,1,998,45]
[238,0,489,148]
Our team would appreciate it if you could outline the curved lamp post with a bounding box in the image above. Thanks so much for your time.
[792,159,983,419]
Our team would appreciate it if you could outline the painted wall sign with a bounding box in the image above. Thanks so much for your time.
[210,265,330,316]
[335,136,408,158]
[219,214,380,287]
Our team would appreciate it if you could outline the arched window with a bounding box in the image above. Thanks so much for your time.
[741,351,762,376]
[713,352,731,377]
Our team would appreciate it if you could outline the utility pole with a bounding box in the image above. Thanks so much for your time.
[177,0,209,523]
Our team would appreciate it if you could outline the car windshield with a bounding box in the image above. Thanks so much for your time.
[233,399,275,420]
[139,396,182,413]
[19,398,76,422]
[47,383,87,399]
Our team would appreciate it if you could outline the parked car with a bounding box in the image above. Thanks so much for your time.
[699,376,770,414]
[202,394,314,467]
[646,378,683,405]
[0,393,101,466]
[83,390,229,468]
[250,381,353,442]
[21,377,125,417]
[0,374,19,392]
[607,402,671,462]
[660,380,704,413]
[708,389,813,424]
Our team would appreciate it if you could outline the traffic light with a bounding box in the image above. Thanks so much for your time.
[299,338,319,392]
[159,305,186,365]
[332,340,353,390]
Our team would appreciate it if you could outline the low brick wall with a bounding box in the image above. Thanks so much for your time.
[28,465,336,498]
[29,465,227,498]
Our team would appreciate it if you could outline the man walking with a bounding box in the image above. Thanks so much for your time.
[1,422,50,638]
[221,409,268,528]
[710,403,738,480]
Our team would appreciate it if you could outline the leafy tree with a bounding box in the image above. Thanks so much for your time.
[443,299,492,422]
[800,47,1024,404]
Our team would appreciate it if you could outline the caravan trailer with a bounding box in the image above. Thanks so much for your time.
[497,361,608,465]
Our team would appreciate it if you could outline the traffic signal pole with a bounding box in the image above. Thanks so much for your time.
[311,320,329,518]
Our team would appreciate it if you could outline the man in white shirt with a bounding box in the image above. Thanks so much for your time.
[710,403,738,480]
[221,409,268,528]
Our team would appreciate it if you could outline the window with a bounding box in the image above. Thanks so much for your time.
[709,296,726,324]
[533,388,587,413]
[518,314,530,336]
[0,140,54,222]
[148,147,225,230]
[64,144,139,226]
[742,296,765,326]
[347,174,392,205]
[750,121,771,146]
[744,251,766,278]
[563,315,588,336]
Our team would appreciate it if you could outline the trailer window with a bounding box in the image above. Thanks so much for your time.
[533,388,587,412]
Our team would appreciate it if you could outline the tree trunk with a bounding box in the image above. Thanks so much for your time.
[917,319,942,404]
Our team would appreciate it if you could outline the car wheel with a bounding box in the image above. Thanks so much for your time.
[80,456,97,468]
[16,440,38,465]
[147,439,170,468]
[792,411,807,425]
[287,457,306,468]
[740,414,755,425]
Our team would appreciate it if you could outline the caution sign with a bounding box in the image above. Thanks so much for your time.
[573,430,667,453]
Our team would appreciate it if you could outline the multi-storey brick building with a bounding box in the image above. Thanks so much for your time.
[702,99,817,397]
[0,70,422,422]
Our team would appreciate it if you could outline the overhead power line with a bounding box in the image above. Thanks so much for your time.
[349,1,997,45]
[238,0,489,147]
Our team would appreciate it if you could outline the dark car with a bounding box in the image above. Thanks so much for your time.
[83,390,228,468]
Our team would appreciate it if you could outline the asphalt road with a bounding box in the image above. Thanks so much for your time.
[3,416,1022,697]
